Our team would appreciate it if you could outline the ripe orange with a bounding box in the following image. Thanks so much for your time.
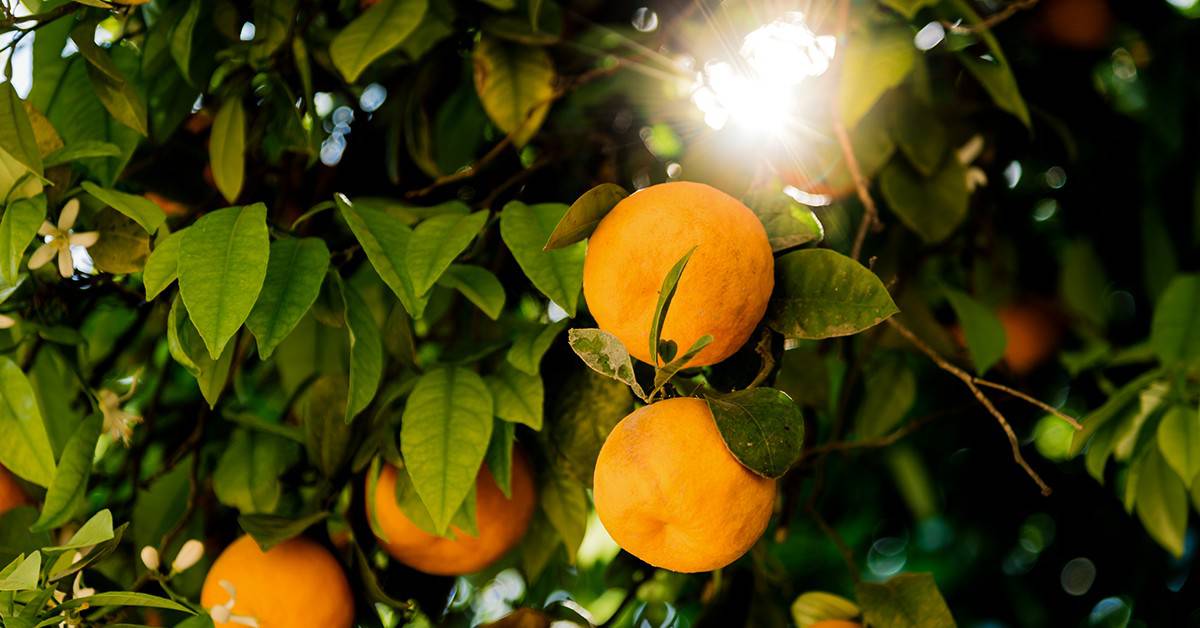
[998,302,1061,376]
[1039,0,1113,50]
[371,450,536,575]
[583,182,774,367]
[200,535,354,628]
[0,466,26,513]
[593,397,776,572]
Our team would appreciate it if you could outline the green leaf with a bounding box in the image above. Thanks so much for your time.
[400,367,494,534]
[251,0,296,62]
[1156,404,1200,485]
[56,591,194,614]
[80,182,165,234]
[32,415,101,532]
[767,249,899,339]
[1134,445,1188,557]
[0,83,43,177]
[168,295,236,407]
[300,376,353,477]
[0,552,39,591]
[944,288,1006,374]
[856,353,916,440]
[336,194,428,318]
[881,0,937,19]
[73,29,148,136]
[1069,368,1163,456]
[651,334,713,392]
[171,0,201,82]
[340,277,383,423]
[210,99,246,203]
[791,591,861,628]
[746,193,824,252]
[330,0,428,82]
[43,141,121,167]
[540,472,588,562]
[437,264,506,320]
[647,246,697,365]
[1150,274,1200,366]
[178,204,270,359]
[890,100,948,177]
[856,573,955,628]
[48,509,114,551]
[472,36,555,146]
[0,196,44,285]
[406,209,488,296]
[567,328,647,401]
[944,0,1031,127]
[543,183,628,250]
[487,362,544,430]
[547,368,631,487]
[0,357,56,487]
[485,419,515,498]
[142,229,182,301]
[507,320,568,374]
[705,388,804,479]
[879,156,969,244]
[500,201,584,316]
[1060,240,1110,331]
[213,429,300,514]
[838,25,916,128]
[238,511,330,552]
[246,238,331,359]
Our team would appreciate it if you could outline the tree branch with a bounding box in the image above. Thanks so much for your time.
[941,0,1039,34]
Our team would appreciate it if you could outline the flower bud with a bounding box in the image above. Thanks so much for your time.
[171,539,204,573]
[140,546,160,571]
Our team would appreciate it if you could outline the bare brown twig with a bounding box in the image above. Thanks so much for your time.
[941,0,1039,34]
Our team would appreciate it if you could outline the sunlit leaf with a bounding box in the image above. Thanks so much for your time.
[473,36,555,146]
[767,249,898,339]
[543,183,628,250]
[0,357,56,487]
[330,0,428,82]
[210,99,246,203]
[500,201,584,316]
[856,573,955,628]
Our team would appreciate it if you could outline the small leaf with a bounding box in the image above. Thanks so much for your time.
[336,194,428,317]
[855,573,955,628]
[32,415,102,532]
[485,420,515,498]
[943,0,1031,127]
[1150,274,1200,366]
[0,82,43,176]
[792,591,861,628]
[400,367,494,534]
[168,295,236,407]
[473,35,555,146]
[0,552,39,591]
[1135,446,1188,557]
[648,246,696,365]
[507,320,568,375]
[213,429,300,514]
[767,249,899,339]
[540,472,588,562]
[501,201,585,316]
[246,238,330,359]
[543,183,628,250]
[1157,404,1200,486]
[944,288,1006,374]
[0,357,56,487]
[56,591,195,614]
[890,100,948,177]
[300,376,352,477]
[879,156,969,244]
[81,182,166,234]
[178,204,270,359]
[567,328,646,401]
[652,334,712,392]
[330,0,428,82]
[143,229,185,300]
[406,209,488,296]
[238,511,330,552]
[49,509,114,551]
[0,195,44,285]
[705,388,804,479]
[838,25,916,128]
[487,362,544,430]
[170,0,201,81]
[438,264,506,320]
[73,27,148,136]
[87,209,150,274]
[340,277,383,423]
[210,98,246,203]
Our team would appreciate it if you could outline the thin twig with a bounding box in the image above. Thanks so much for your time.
[973,378,1081,430]
[796,411,944,464]
[886,318,1053,495]
[746,330,775,389]
[941,0,1039,34]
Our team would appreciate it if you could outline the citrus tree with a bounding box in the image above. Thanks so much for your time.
[0,0,1195,625]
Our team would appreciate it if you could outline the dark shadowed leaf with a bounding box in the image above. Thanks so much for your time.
[1150,274,1200,366]
[330,0,428,82]
[473,36,555,146]
[856,573,955,628]
[543,183,628,250]
[238,511,330,552]
[705,387,804,479]
[944,288,1006,374]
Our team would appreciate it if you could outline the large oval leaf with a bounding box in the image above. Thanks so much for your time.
[330,0,428,82]
[400,367,493,534]
[543,183,628,251]
[705,387,804,479]
[210,98,246,203]
[0,357,56,487]
[178,204,270,359]
[767,249,898,339]
[81,181,165,234]
[472,36,555,147]
[1150,274,1200,366]
[246,237,331,359]
[336,194,427,318]
[406,209,488,296]
[1134,446,1187,557]
[500,201,584,316]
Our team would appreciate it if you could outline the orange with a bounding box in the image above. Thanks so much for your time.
[583,182,773,367]
[593,397,776,572]
[998,302,1061,376]
[371,450,536,575]
[200,535,354,628]
[1039,0,1113,50]
[0,466,26,513]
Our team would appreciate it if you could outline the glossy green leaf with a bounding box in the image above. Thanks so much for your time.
[178,204,270,359]
[767,249,899,339]
[210,98,246,203]
[487,362,544,430]
[879,156,969,244]
[500,201,584,316]
[0,196,44,285]
[438,264,506,320]
[540,472,587,562]
[330,0,428,82]
[168,295,236,407]
[746,193,824,252]
[567,328,646,401]
[0,552,39,591]
[406,209,488,296]
[472,35,555,146]
[49,509,114,551]
[543,183,628,250]
[336,194,428,317]
[32,415,101,532]
[340,277,383,423]
[81,182,165,233]
[1156,404,1200,485]
[856,573,955,628]
[0,357,56,487]
[1135,446,1187,557]
[246,238,330,359]
[839,26,916,128]
[944,288,1006,374]
[400,367,494,534]
[1150,274,1200,365]
[0,82,43,176]
[706,388,804,479]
